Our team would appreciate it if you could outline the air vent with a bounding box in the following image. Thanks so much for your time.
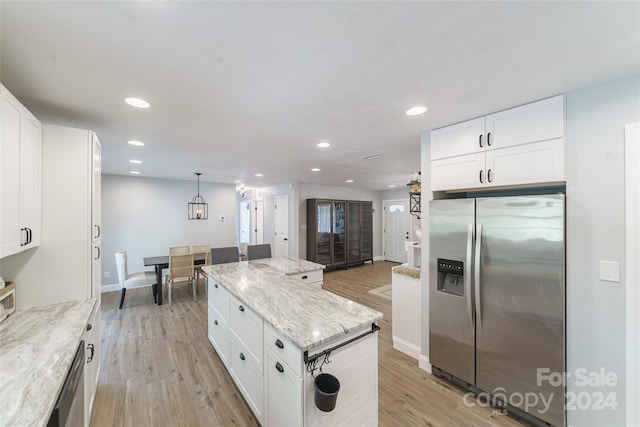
[362,154,381,160]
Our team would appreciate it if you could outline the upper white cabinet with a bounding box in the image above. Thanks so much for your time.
[1,84,42,258]
[431,95,565,191]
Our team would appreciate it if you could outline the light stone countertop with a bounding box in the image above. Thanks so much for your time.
[202,257,382,351]
[0,298,96,427]
[392,265,421,279]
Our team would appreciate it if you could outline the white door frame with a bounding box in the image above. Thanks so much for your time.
[625,122,639,427]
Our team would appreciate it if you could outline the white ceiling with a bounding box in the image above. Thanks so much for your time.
[1,1,639,190]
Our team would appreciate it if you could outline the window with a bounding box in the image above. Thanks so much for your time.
[389,204,405,213]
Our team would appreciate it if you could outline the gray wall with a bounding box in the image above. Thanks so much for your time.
[565,74,639,426]
[297,183,384,260]
[101,174,237,287]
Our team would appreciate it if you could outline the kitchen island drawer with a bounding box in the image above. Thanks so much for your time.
[264,322,302,376]
[289,269,323,288]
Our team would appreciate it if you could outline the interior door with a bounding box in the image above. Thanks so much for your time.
[239,201,251,244]
[384,200,410,263]
[251,200,264,244]
[274,195,289,257]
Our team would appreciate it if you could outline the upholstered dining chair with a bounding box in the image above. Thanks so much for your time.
[211,246,240,265]
[166,253,196,306]
[246,243,272,260]
[114,251,157,309]
[169,245,190,255]
[191,243,211,286]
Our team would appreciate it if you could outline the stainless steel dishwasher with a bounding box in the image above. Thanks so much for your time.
[48,340,85,427]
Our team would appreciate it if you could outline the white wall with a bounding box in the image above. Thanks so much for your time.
[565,74,640,426]
[101,174,237,287]
[249,182,298,257]
[419,131,432,372]
[297,183,383,260]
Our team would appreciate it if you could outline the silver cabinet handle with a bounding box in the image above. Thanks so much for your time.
[474,223,483,329]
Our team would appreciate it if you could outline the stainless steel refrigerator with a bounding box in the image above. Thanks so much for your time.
[429,194,565,426]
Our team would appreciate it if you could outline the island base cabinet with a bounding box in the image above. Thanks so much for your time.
[84,301,101,427]
[264,347,303,427]
[208,305,230,367]
[304,332,378,427]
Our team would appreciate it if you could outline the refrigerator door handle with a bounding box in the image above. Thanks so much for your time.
[465,223,474,327]
[474,223,483,328]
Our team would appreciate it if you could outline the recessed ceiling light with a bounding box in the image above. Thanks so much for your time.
[124,97,151,109]
[234,180,242,183]
[130,171,141,175]
[254,173,263,177]
[346,179,354,183]
[405,106,427,116]
[128,140,145,146]
[129,160,142,164]
[362,154,381,160]
[317,142,331,148]
[311,168,320,172]
[388,184,396,188]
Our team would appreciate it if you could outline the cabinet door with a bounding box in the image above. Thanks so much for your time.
[91,241,101,300]
[19,112,41,249]
[314,200,332,266]
[85,302,101,426]
[264,347,302,427]
[331,201,346,266]
[208,305,230,367]
[485,95,564,151]
[229,337,263,423]
[485,138,565,188]
[360,202,373,261]
[229,298,263,369]
[431,152,486,191]
[431,117,485,160]
[0,91,23,256]
[347,202,361,263]
[91,134,101,242]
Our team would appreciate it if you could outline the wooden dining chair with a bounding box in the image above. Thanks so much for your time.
[246,243,272,260]
[166,253,195,306]
[211,246,240,265]
[191,243,211,287]
[169,245,190,255]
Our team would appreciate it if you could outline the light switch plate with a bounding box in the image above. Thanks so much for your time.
[600,260,620,282]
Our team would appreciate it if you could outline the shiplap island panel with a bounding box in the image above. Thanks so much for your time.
[202,257,382,426]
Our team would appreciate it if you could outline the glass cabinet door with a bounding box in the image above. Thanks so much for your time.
[347,202,361,262]
[316,201,331,265]
[360,202,373,260]
[332,201,346,265]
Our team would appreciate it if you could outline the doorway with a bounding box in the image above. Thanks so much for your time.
[274,195,289,257]
[383,199,411,263]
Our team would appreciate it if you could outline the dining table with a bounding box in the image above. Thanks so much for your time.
[143,253,207,305]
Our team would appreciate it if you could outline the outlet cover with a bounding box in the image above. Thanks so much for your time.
[104,271,110,279]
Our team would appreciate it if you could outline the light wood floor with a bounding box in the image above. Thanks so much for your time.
[92,261,526,427]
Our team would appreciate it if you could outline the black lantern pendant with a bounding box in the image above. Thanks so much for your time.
[188,172,208,220]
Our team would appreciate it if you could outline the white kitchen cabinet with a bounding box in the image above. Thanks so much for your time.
[290,269,323,289]
[1,124,101,308]
[230,300,264,369]
[230,335,264,423]
[264,346,303,427]
[430,95,565,191]
[84,301,101,427]
[0,83,42,258]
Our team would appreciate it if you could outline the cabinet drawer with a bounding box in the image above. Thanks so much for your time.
[230,337,263,423]
[208,306,229,367]
[289,270,323,287]
[208,277,230,322]
[264,322,303,377]
[229,298,263,369]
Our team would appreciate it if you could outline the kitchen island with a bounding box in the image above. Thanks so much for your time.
[203,257,382,426]
[0,298,96,427]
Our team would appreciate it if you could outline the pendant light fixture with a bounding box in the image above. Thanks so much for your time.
[188,172,208,220]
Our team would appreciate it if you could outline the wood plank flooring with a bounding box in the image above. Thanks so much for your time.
[92,261,527,427]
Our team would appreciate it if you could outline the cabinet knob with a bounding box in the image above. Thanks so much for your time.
[214,283,219,288]
[239,305,245,312]
[275,362,284,373]
[275,339,284,349]
[86,323,93,331]
[239,352,246,361]
[214,320,218,326]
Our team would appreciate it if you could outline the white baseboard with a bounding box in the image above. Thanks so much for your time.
[419,354,432,373]
[392,337,421,360]
[101,283,120,293]
[373,256,385,262]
